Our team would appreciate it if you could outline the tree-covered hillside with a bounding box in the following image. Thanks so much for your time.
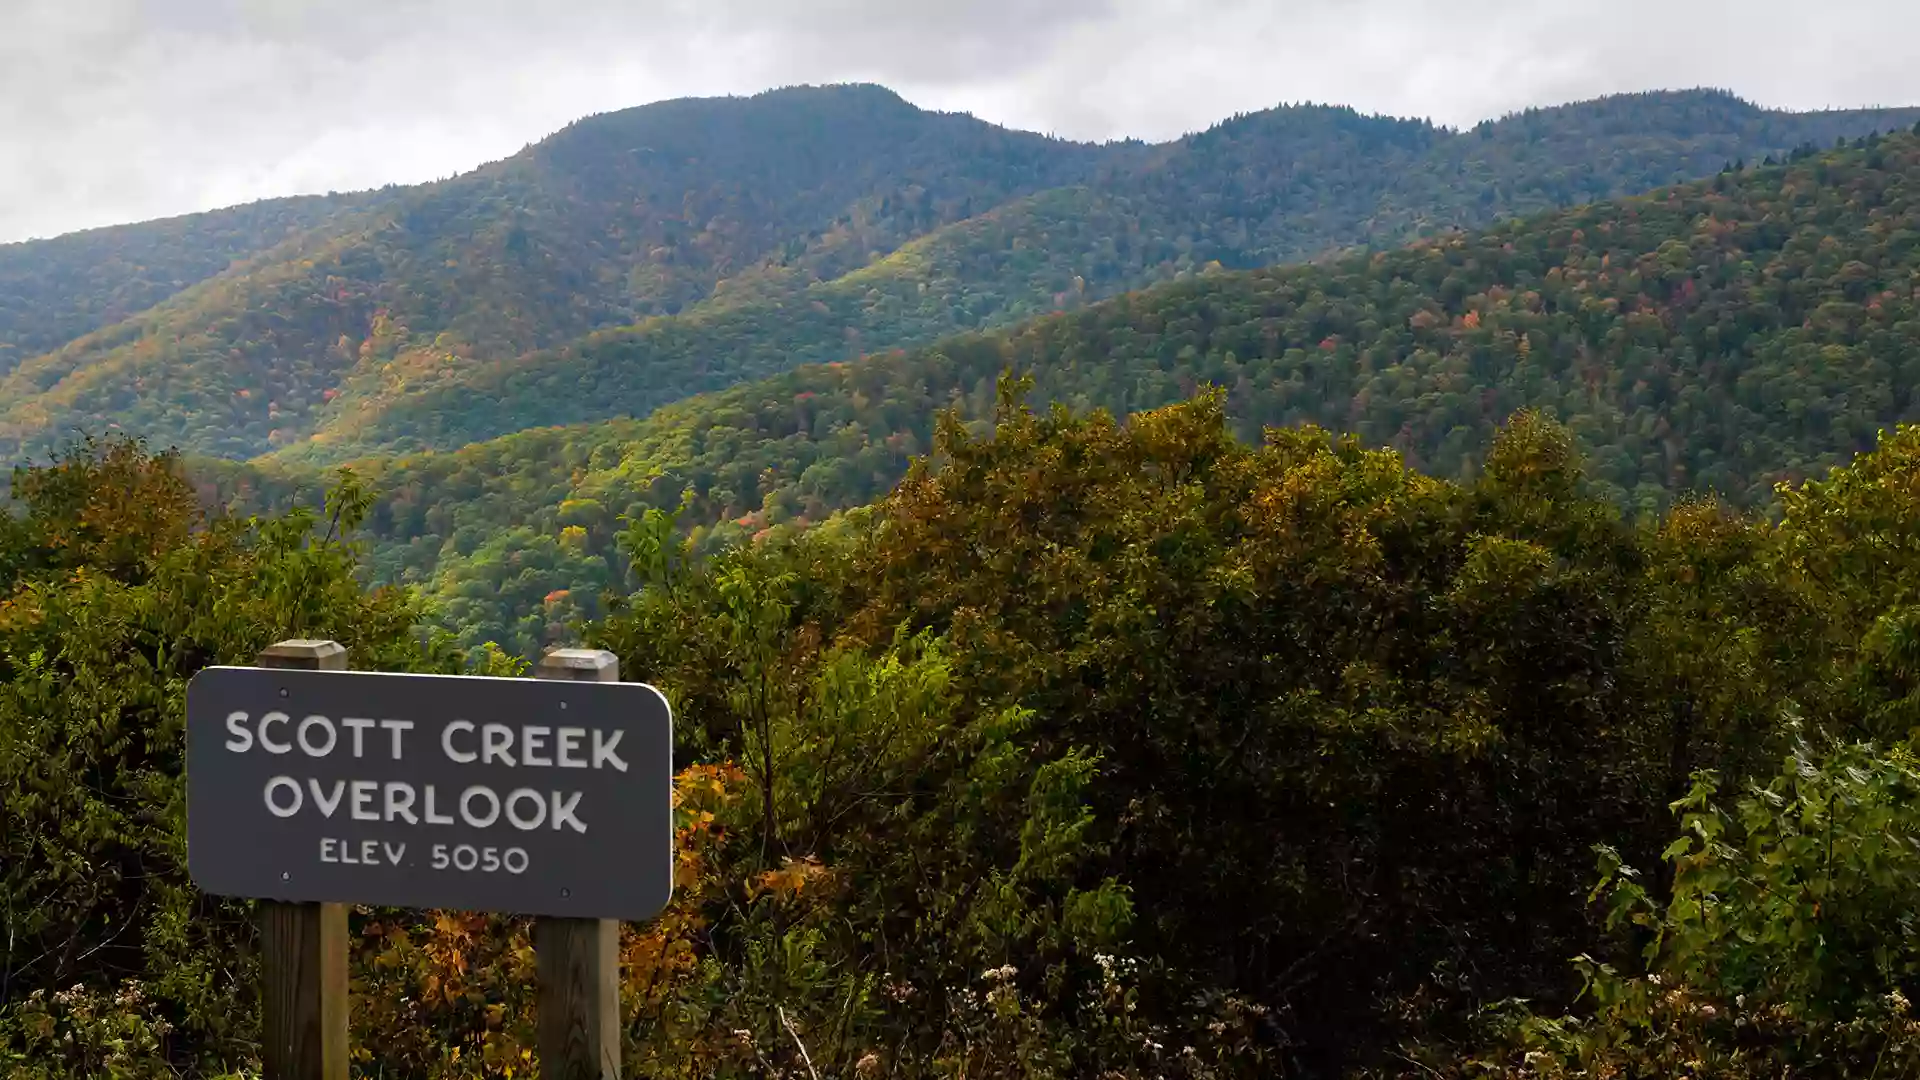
[204,128,1920,656]
[2,86,1916,464]
[0,84,1113,460]
[0,188,386,376]
[293,90,1920,460]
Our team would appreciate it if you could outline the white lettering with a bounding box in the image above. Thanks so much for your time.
[550,790,586,833]
[264,776,302,816]
[258,711,291,754]
[481,723,515,767]
[459,786,501,828]
[342,717,374,757]
[296,715,336,757]
[505,788,546,830]
[350,779,379,822]
[424,784,455,825]
[267,780,591,832]
[557,727,586,767]
[359,839,379,864]
[308,778,346,819]
[442,720,476,763]
[320,837,339,862]
[380,718,413,760]
[592,728,628,772]
[383,841,406,865]
[522,725,552,767]
[383,781,418,824]
[225,711,253,753]
[431,843,528,872]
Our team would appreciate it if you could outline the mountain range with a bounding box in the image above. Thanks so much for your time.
[3,84,1916,464]
[8,82,1920,652]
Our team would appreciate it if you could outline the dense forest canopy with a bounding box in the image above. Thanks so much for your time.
[0,86,1914,467]
[15,395,1920,1077]
[196,128,1920,658]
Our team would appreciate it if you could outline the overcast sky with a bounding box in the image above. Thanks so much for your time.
[3,0,1916,244]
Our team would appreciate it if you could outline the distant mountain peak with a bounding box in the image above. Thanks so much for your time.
[1194,101,1441,146]
[555,81,927,135]
[749,81,913,104]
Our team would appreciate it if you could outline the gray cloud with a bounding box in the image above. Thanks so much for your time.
[1,0,1915,243]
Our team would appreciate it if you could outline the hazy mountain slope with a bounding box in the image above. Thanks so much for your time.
[287,91,1920,461]
[0,84,1113,460]
[9,87,1918,467]
[203,130,1920,654]
[0,189,386,376]
[278,184,1149,460]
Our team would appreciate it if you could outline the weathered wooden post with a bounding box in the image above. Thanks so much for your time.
[254,640,351,1080]
[534,648,624,1079]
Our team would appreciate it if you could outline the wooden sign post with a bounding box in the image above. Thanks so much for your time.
[186,640,671,1080]
[254,640,352,1080]
[534,648,625,1080]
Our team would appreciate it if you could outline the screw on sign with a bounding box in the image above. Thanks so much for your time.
[187,641,672,1080]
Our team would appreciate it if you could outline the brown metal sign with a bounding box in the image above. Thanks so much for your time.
[186,666,674,920]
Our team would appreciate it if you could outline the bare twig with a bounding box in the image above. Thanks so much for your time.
[1393,1049,1446,1080]
[779,1005,822,1080]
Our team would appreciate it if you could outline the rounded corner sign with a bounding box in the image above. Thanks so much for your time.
[184,666,674,921]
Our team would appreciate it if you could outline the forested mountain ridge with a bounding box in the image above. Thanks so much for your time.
[200,128,1920,657]
[0,84,1113,459]
[286,89,1920,460]
[0,188,387,377]
[2,86,1916,465]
